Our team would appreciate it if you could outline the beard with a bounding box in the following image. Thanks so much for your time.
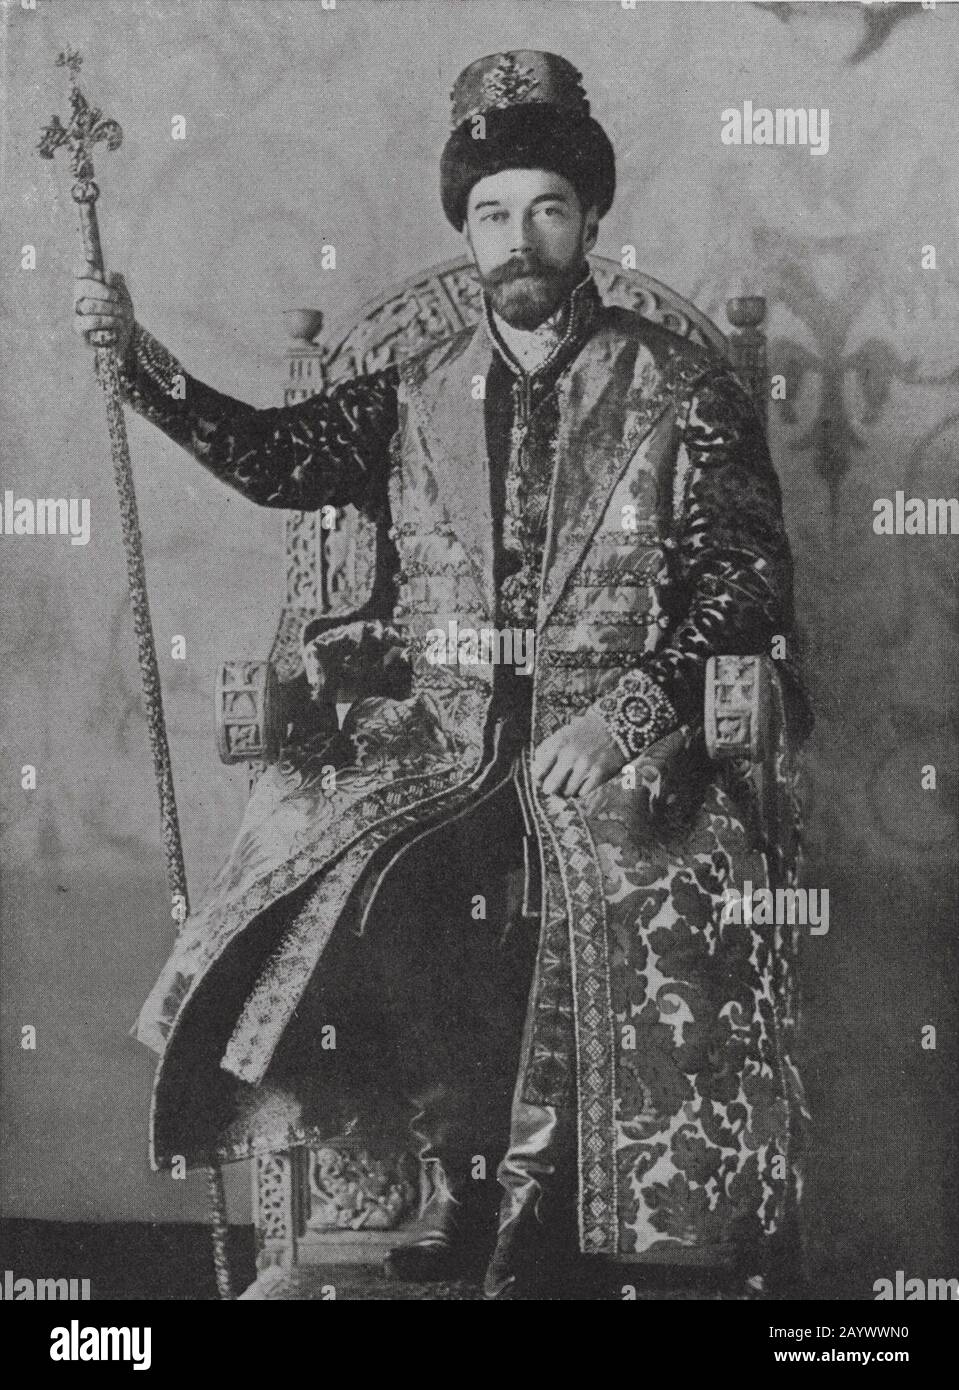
[480,251,585,330]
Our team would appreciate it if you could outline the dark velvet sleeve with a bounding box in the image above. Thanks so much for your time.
[595,364,801,756]
[118,324,400,515]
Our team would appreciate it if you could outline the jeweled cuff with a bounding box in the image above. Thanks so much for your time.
[594,668,678,760]
[118,323,186,403]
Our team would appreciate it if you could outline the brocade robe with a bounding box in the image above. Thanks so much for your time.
[120,275,812,1266]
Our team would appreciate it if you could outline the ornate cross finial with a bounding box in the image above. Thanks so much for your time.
[38,48,122,208]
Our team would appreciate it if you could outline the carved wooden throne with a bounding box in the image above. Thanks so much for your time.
[214,257,786,1292]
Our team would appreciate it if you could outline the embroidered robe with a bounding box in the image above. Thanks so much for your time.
[120,279,812,1264]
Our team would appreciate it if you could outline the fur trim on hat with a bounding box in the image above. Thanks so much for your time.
[440,103,615,230]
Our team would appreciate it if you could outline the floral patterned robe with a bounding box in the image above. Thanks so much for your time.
[120,275,812,1266]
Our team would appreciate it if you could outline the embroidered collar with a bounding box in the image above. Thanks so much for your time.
[484,271,601,378]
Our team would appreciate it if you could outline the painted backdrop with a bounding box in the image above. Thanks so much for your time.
[1,0,956,1295]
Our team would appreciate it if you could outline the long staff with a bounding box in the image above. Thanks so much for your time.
[39,48,233,1301]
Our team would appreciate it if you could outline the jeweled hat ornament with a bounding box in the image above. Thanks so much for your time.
[440,50,616,230]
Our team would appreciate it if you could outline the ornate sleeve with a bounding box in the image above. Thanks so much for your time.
[594,364,798,760]
[117,324,401,514]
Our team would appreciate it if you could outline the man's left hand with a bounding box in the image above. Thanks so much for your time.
[532,710,626,799]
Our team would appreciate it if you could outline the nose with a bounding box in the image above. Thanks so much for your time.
[509,221,533,256]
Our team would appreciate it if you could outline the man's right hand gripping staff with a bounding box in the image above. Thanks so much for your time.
[73,271,400,515]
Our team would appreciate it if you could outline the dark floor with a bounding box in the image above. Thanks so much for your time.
[0,1219,789,1300]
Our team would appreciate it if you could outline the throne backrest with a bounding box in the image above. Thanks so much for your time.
[269,255,766,681]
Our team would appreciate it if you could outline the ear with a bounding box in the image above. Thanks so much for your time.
[582,206,599,255]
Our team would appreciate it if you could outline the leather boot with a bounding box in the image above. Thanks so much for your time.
[483,1099,565,1300]
[384,1090,469,1282]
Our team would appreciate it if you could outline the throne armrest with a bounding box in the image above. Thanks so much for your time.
[215,614,411,766]
[215,661,284,765]
[705,654,802,877]
[214,659,334,765]
[704,654,774,763]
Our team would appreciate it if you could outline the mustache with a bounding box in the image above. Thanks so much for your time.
[485,253,564,287]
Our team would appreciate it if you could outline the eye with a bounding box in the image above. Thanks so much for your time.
[481,210,508,223]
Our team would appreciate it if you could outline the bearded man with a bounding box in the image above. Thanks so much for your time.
[73,51,812,1300]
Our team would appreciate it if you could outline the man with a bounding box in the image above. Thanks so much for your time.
[74,51,811,1299]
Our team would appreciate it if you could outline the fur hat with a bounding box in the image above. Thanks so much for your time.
[440,51,615,230]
